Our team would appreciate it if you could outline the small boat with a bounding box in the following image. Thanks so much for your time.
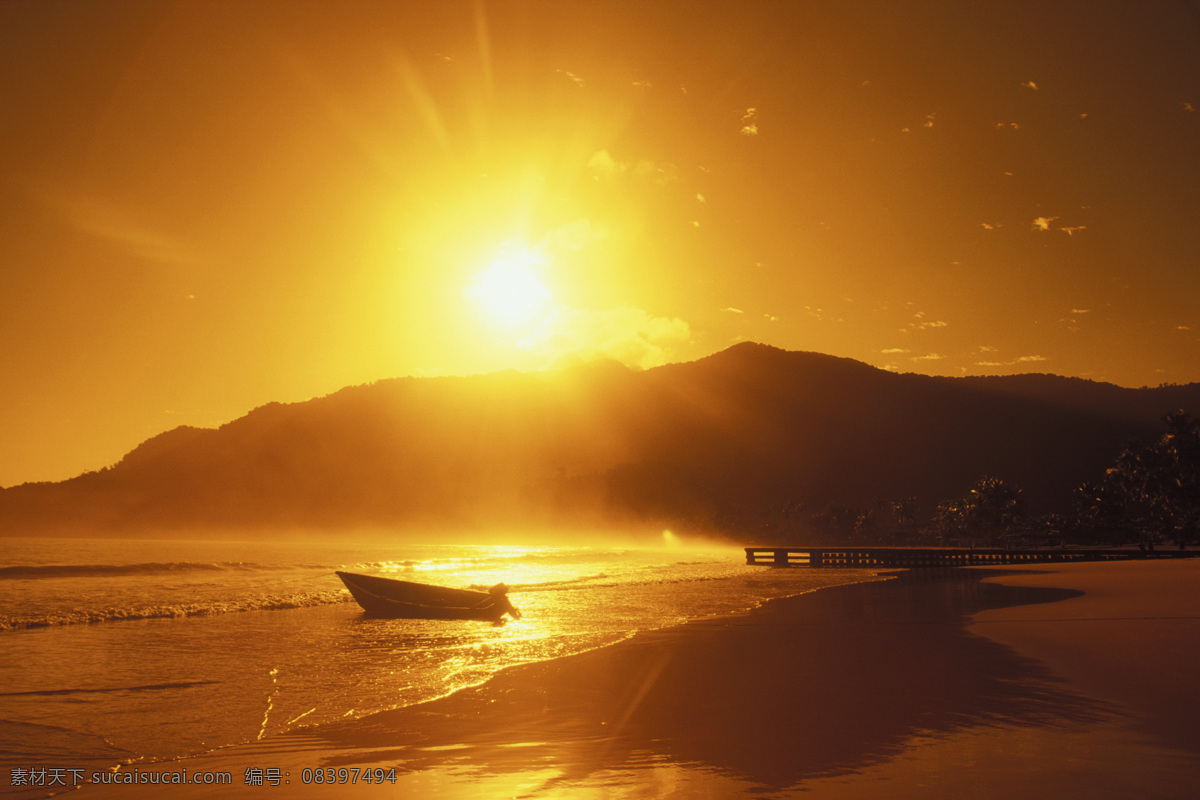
[335,571,522,622]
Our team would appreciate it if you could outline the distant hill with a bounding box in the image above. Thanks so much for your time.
[2,342,1197,539]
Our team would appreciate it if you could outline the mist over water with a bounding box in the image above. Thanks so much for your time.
[0,536,882,775]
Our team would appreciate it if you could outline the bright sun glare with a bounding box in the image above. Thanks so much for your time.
[465,247,553,328]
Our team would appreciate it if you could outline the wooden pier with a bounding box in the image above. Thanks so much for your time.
[744,546,1196,568]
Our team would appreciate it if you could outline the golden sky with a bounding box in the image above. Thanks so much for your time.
[2,0,1198,487]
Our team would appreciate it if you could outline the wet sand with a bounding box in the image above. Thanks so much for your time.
[69,560,1200,798]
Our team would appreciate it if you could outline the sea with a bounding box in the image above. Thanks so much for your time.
[0,535,880,787]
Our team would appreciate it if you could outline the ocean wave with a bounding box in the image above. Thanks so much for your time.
[0,562,314,580]
[0,590,353,632]
[352,549,637,574]
[0,680,220,698]
[0,569,735,632]
[481,573,609,592]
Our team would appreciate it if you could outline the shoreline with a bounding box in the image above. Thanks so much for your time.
[63,561,1200,798]
[968,560,1200,755]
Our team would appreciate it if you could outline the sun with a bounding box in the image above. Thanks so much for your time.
[465,247,553,328]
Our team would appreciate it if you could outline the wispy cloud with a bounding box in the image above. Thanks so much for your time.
[972,345,1050,368]
[901,112,936,133]
[545,218,603,253]
[556,69,586,88]
[1033,215,1086,235]
[45,193,197,266]
[912,353,945,361]
[519,306,690,370]
[904,312,949,332]
[587,150,677,185]
[976,354,1049,368]
[740,108,759,136]
[881,348,910,354]
[587,150,623,178]
[723,307,745,314]
[1022,80,1039,91]
[804,306,843,323]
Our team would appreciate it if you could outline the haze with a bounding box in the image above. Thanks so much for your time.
[2,0,1197,488]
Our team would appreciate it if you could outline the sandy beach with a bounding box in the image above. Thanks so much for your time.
[66,559,1200,799]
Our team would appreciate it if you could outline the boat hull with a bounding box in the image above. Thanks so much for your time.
[335,572,517,622]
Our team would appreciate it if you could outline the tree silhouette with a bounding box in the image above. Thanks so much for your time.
[933,477,1025,546]
[1101,411,1200,546]
[889,497,919,544]
[812,502,860,544]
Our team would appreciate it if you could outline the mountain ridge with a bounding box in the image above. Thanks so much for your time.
[2,343,1197,538]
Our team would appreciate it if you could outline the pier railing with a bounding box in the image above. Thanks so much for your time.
[744,546,1195,568]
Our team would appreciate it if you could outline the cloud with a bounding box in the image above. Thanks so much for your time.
[556,69,586,88]
[901,113,937,133]
[1031,218,1086,236]
[41,192,197,266]
[805,306,844,323]
[975,353,1048,368]
[519,306,691,370]
[587,150,622,178]
[740,108,758,136]
[881,348,910,354]
[587,150,676,185]
[1022,80,1038,90]
[912,353,945,361]
[546,218,601,252]
[906,313,949,332]
[1070,308,1092,315]
[723,307,745,314]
